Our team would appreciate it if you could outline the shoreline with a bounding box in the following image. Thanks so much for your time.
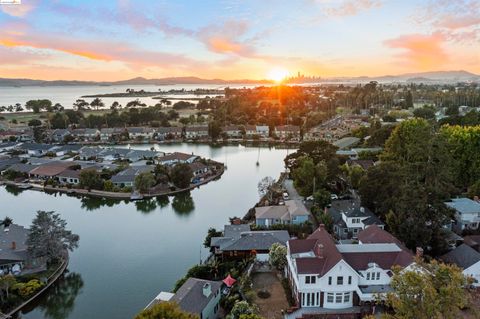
[1,167,225,200]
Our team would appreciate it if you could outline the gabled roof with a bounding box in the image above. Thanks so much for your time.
[170,278,222,315]
[29,161,75,177]
[440,244,480,269]
[255,206,289,220]
[0,224,29,263]
[445,198,480,214]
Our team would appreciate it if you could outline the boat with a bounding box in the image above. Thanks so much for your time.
[17,184,32,190]
[130,191,144,200]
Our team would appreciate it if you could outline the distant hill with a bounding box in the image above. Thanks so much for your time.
[0,76,273,87]
[0,70,478,87]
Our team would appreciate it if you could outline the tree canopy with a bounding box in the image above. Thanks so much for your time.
[26,211,79,263]
[135,302,198,319]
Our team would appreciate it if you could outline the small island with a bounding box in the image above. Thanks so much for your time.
[0,144,224,200]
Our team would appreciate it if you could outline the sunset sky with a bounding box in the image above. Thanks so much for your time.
[0,0,479,81]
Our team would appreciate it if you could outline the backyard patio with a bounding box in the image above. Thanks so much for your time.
[251,271,289,319]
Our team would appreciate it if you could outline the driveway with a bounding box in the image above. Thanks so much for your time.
[283,179,303,200]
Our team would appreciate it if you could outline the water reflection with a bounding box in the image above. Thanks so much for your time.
[79,197,123,211]
[156,196,169,208]
[4,185,24,196]
[135,198,158,214]
[171,192,195,216]
[20,271,84,319]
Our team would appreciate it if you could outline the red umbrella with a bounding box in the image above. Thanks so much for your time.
[223,274,237,287]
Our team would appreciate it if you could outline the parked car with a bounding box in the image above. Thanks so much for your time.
[283,192,289,200]
[330,194,338,200]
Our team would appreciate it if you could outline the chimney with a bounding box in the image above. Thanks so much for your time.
[416,247,424,258]
[11,241,16,250]
[316,243,324,259]
[202,283,212,298]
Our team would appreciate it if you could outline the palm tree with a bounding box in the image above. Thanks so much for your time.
[1,216,12,228]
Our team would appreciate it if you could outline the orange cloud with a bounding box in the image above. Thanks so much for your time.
[198,20,254,56]
[384,33,449,69]
[319,0,382,17]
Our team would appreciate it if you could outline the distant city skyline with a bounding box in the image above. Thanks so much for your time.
[0,0,479,81]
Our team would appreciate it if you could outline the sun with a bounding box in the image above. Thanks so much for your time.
[267,67,290,82]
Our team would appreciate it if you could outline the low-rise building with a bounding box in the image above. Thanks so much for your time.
[223,125,242,138]
[146,278,222,319]
[0,223,46,276]
[327,200,385,239]
[274,125,300,140]
[445,197,480,232]
[155,127,183,140]
[127,127,155,140]
[110,165,154,188]
[440,244,480,286]
[57,169,81,185]
[158,152,198,166]
[185,126,209,139]
[210,224,290,261]
[255,200,310,226]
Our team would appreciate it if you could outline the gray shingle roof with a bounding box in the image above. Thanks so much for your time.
[0,224,29,265]
[440,244,480,269]
[171,278,222,315]
[211,224,289,251]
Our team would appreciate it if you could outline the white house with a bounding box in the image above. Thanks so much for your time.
[445,198,480,231]
[440,244,480,286]
[256,125,269,137]
[127,127,155,140]
[274,125,300,140]
[285,225,414,317]
[157,152,198,166]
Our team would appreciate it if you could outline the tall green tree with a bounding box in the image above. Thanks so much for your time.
[269,243,287,270]
[134,172,156,193]
[170,163,193,189]
[79,169,103,190]
[384,260,471,319]
[26,211,79,263]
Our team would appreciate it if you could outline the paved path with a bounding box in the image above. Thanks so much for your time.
[283,179,303,200]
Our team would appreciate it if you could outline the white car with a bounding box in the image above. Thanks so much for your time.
[330,194,338,200]
[283,192,289,200]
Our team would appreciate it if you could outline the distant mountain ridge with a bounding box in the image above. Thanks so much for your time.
[0,70,478,87]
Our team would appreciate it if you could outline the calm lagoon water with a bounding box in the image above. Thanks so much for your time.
[2,143,290,319]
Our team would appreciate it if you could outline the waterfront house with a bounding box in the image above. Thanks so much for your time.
[440,244,480,286]
[57,169,81,185]
[185,125,209,139]
[29,161,77,180]
[71,128,100,141]
[210,224,290,261]
[158,152,198,166]
[0,224,46,276]
[189,162,209,179]
[256,125,270,138]
[127,127,155,140]
[244,125,257,138]
[49,144,83,157]
[274,125,300,140]
[222,125,242,138]
[327,200,385,239]
[255,200,310,226]
[125,149,162,162]
[155,127,183,140]
[3,163,36,176]
[285,225,413,317]
[146,278,222,319]
[445,198,480,232]
[0,142,18,153]
[100,128,125,142]
[110,165,154,188]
